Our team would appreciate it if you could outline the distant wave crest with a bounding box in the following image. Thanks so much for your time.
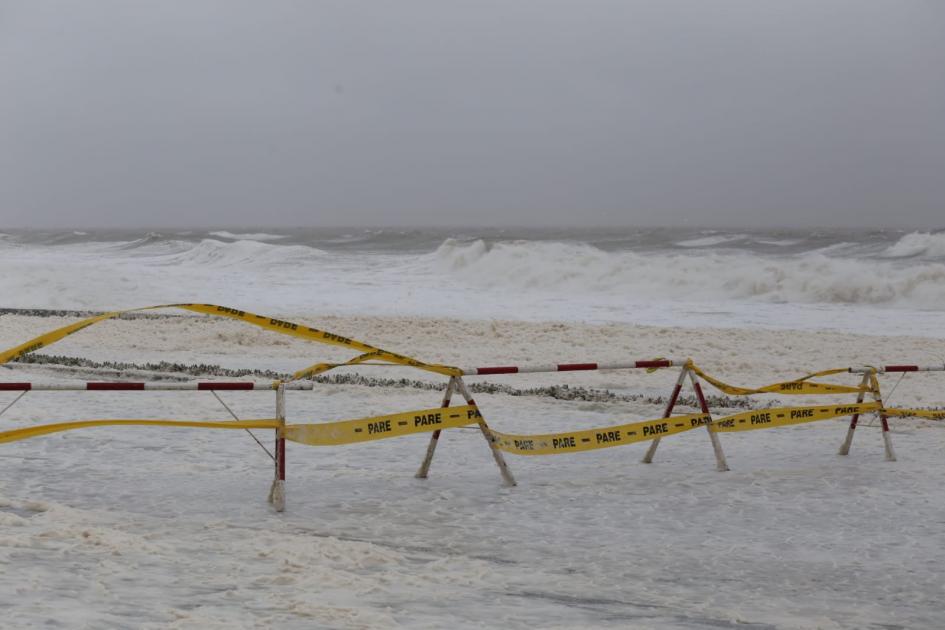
[430,238,945,306]
[881,232,945,259]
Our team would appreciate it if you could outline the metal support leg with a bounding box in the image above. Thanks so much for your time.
[838,372,871,456]
[0,391,28,421]
[689,370,729,471]
[455,377,517,487]
[869,373,897,462]
[415,377,457,479]
[642,366,689,464]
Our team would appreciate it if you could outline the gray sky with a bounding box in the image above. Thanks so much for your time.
[1,0,943,229]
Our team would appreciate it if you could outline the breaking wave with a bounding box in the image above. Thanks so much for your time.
[430,238,945,306]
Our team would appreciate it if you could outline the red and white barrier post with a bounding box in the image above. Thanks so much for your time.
[414,375,516,486]
[837,371,872,457]
[415,358,728,476]
[641,366,688,464]
[641,364,728,471]
[839,363,936,461]
[269,383,287,511]
[415,376,457,479]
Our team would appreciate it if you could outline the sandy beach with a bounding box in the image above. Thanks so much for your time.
[2,311,944,628]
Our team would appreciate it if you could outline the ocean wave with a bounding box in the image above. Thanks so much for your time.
[881,231,945,259]
[429,239,945,306]
[674,234,748,248]
[155,238,327,266]
[208,231,288,241]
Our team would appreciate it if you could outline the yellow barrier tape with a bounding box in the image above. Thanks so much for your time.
[0,418,279,444]
[689,364,866,396]
[489,411,713,456]
[0,303,460,379]
[0,401,935,450]
[283,404,481,446]
[883,407,945,420]
[711,402,881,433]
[489,403,884,455]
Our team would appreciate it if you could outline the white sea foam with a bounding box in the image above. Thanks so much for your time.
[674,234,747,247]
[209,231,288,241]
[429,238,945,306]
[881,231,945,259]
[2,230,944,335]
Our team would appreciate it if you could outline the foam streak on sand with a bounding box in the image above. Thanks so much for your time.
[0,311,945,627]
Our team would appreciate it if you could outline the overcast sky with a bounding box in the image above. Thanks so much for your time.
[0,1,942,229]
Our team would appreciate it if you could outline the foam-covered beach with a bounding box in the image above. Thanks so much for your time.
[2,304,945,628]
[3,229,945,627]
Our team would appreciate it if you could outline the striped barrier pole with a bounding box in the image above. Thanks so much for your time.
[457,359,683,376]
[269,383,287,512]
[849,364,945,374]
[0,382,313,391]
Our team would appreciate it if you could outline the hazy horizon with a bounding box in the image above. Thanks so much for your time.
[2,1,943,229]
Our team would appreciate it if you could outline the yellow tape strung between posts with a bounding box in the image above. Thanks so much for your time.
[0,303,460,379]
[283,404,481,446]
[711,402,880,432]
[0,401,935,451]
[488,402,884,456]
[489,411,713,455]
[688,364,866,396]
[0,419,279,444]
[883,407,945,420]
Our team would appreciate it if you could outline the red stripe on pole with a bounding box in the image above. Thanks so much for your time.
[635,360,672,369]
[884,365,919,372]
[197,382,256,390]
[0,383,31,391]
[87,382,145,390]
[476,366,519,375]
[556,363,598,372]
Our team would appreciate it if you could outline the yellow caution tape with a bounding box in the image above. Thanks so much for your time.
[711,402,881,433]
[283,404,481,446]
[0,400,935,450]
[883,407,945,420]
[688,363,867,396]
[489,411,713,456]
[0,303,460,379]
[0,418,279,444]
[489,403,883,455]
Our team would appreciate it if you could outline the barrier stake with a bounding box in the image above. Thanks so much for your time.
[415,377,457,479]
[641,365,689,464]
[454,377,517,486]
[269,383,286,511]
[837,372,871,456]
[688,369,729,471]
[869,373,897,462]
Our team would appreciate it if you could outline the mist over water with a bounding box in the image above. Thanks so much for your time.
[2,227,945,336]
